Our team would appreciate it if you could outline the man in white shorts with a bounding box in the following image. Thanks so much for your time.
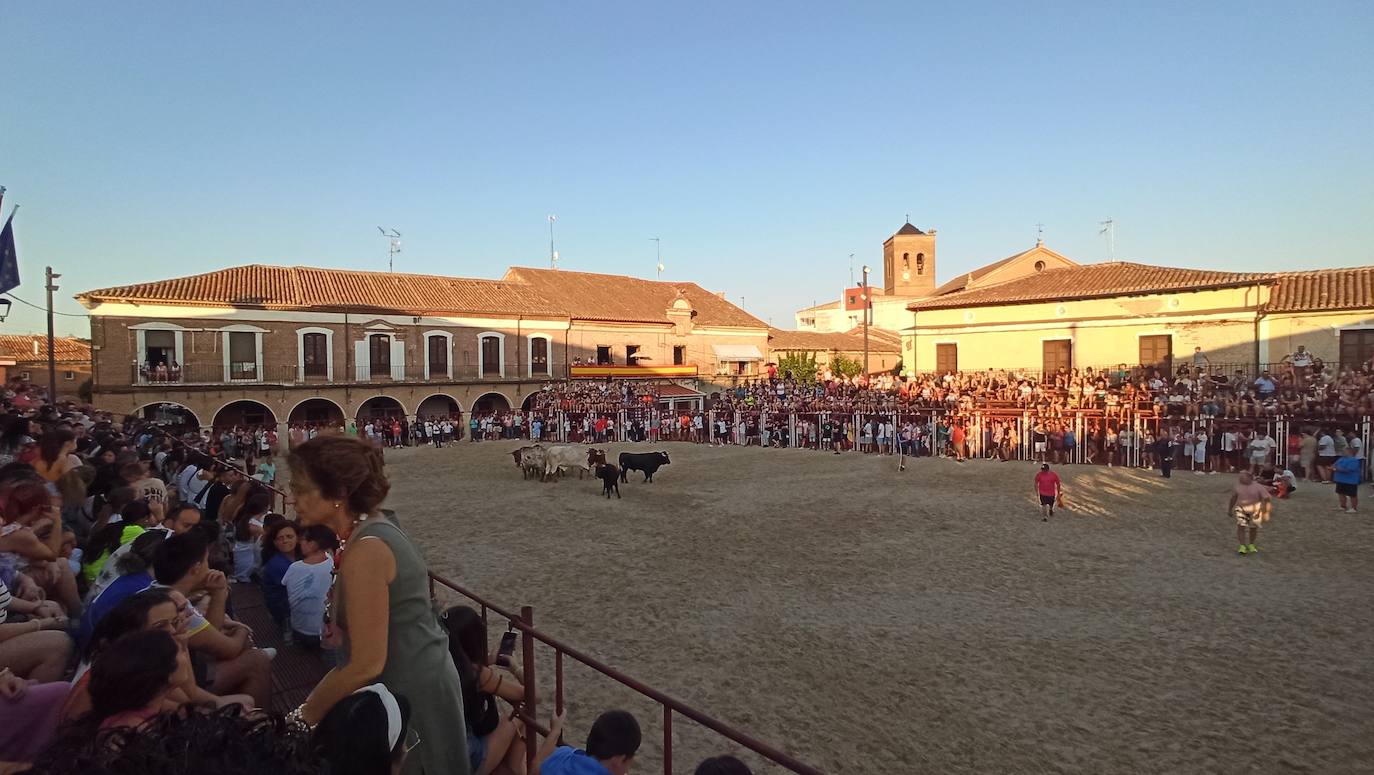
[1247,430,1276,474]
[1228,471,1272,556]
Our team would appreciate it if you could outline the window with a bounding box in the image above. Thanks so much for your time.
[916,253,925,275]
[935,343,957,375]
[848,295,857,305]
[530,336,549,376]
[1042,340,1072,375]
[1340,330,1374,370]
[1034,260,1046,272]
[63,370,75,381]
[902,253,910,269]
[481,335,501,376]
[303,333,328,378]
[596,346,612,365]
[144,330,176,368]
[369,334,392,378]
[228,332,258,380]
[427,335,449,378]
[673,345,686,366]
[1139,335,1173,374]
[626,344,640,363]
[18,371,29,381]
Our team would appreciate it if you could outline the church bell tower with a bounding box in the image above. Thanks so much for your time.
[882,220,937,297]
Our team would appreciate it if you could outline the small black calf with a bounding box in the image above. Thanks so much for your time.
[597,464,621,499]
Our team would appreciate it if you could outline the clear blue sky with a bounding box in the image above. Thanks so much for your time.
[4,1,1372,336]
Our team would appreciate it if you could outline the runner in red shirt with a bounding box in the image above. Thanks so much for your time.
[1034,463,1062,521]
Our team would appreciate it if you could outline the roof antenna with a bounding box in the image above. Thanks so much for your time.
[548,215,558,270]
[849,253,855,286]
[1098,218,1115,260]
[377,227,402,272]
[650,237,663,279]
[1035,222,1044,246]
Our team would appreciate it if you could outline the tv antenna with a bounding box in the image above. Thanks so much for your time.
[548,214,558,269]
[377,227,402,272]
[650,237,664,279]
[849,253,855,286]
[1035,223,1045,246]
[1098,218,1115,260]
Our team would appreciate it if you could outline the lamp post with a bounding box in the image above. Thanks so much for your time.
[861,265,870,381]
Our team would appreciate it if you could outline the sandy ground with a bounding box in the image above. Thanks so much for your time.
[375,440,1374,774]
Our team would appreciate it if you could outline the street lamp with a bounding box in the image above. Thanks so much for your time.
[861,265,870,380]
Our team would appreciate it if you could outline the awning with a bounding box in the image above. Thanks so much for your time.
[711,344,764,361]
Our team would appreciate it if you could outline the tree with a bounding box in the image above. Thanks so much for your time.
[77,377,93,404]
[775,351,819,383]
[830,353,863,379]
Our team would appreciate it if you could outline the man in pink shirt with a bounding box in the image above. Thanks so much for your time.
[1034,463,1062,521]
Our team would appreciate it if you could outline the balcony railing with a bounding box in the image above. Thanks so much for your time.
[130,361,563,386]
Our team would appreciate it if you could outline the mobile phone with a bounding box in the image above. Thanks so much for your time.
[496,630,517,665]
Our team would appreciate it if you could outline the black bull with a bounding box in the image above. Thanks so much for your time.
[618,451,671,482]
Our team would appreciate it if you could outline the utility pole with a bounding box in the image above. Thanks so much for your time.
[861,265,870,380]
[650,237,663,279]
[45,266,60,403]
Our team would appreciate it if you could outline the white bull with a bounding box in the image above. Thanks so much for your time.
[543,445,591,481]
[520,446,547,480]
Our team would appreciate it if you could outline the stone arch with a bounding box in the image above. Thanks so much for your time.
[520,390,542,412]
[416,393,463,420]
[472,391,511,414]
[355,395,407,421]
[287,397,346,428]
[211,399,278,430]
[132,401,202,430]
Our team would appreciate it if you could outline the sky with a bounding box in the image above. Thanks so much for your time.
[3,1,1372,336]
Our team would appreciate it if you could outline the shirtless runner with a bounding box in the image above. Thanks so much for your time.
[1228,470,1272,556]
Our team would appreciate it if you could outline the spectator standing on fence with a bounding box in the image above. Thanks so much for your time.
[288,436,470,775]
[1332,447,1362,513]
[1229,470,1271,556]
[1248,430,1276,474]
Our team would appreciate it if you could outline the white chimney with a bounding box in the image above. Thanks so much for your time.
[32,339,39,356]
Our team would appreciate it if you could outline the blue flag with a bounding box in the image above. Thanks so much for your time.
[0,213,18,294]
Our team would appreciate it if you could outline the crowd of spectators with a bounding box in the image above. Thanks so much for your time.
[0,376,764,774]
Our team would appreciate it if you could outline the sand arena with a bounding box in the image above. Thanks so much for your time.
[364,439,1373,773]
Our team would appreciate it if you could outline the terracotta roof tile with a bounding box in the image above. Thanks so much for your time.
[768,328,900,353]
[0,335,91,363]
[77,265,566,317]
[1265,267,1374,313]
[909,262,1273,311]
[503,267,765,328]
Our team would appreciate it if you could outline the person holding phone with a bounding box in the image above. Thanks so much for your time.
[441,606,529,775]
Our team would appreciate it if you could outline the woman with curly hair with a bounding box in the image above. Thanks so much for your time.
[288,435,469,775]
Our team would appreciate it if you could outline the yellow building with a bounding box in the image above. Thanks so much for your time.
[903,262,1374,375]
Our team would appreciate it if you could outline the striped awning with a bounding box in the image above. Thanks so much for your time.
[711,344,764,361]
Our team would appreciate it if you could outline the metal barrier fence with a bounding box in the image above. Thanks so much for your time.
[426,573,825,775]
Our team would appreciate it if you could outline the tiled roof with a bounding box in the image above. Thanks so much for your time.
[895,222,925,236]
[909,262,1273,311]
[0,335,91,363]
[843,326,903,349]
[77,265,562,317]
[1265,267,1374,313]
[503,267,766,328]
[768,328,900,353]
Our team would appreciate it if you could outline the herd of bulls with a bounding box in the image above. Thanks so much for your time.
[510,445,672,499]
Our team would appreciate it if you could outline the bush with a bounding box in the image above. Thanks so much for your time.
[830,354,863,378]
[775,352,819,383]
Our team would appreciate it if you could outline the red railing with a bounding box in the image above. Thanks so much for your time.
[426,572,825,775]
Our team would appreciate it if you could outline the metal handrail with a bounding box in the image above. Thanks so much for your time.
[427,572,826,775]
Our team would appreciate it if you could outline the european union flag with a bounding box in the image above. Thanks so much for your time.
[0,213,18,294]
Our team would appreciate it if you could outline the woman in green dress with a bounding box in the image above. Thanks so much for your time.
[288,435,470,775]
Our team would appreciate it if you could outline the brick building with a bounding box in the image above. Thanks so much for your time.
[76,264,768,430]
[0,335,92,398]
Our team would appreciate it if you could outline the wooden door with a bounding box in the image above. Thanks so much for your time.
[935,343,958,375]
[1139,335,1172,374]
[1042,340,1072,376]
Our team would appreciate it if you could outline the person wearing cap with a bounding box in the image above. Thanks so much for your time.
[1033,464,1062,521]
[314,683,418,775]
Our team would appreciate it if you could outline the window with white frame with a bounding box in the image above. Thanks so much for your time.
[528,334,551,377]
[425,331,453,379]
[297,327,334,380]
[478,332,505,378]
